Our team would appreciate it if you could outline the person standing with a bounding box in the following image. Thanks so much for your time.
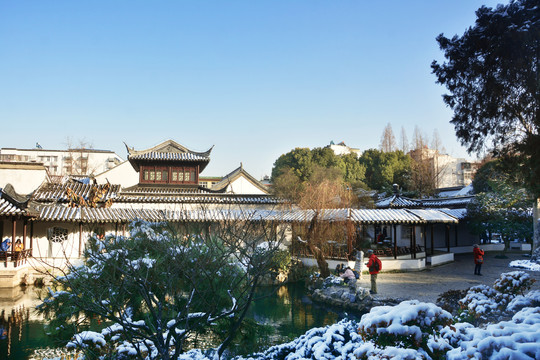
[14,239,23,252]
[1,238,11,252]
[473,244,484,275]
[366,249,382,294]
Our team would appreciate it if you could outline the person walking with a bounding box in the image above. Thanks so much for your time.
[366,249,382,294]
[473,244,484,275]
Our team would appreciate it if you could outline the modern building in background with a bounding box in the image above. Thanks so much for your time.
[408,147,479,188]
[326,141,361,157]
[0,146,123,179]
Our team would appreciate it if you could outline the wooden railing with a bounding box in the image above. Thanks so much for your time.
[0,249,32,267]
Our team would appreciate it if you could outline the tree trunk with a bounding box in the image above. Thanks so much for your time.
[533,197,539,257]
[309,244,330,278]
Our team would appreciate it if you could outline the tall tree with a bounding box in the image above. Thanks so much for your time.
[379,123,397,152]
[358,149,412,193]
[399,126,409,154]
[432,0,540,250]
[411,125,428,151]
[431,129,445,154]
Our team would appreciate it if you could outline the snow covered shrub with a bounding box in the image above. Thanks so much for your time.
[445,307,540,360]
[458,285,501,324]
[493,270,535,296]
[240,320,363,360]
[507,290,540,312]
[358,300,453,358]
[458,271,536,325]
[436,289,469,314]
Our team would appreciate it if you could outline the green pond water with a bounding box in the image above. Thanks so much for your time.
[0,283,362,359]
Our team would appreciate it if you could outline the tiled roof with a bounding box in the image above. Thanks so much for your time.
[31,181,121,203]
[128,152,209,162]
[376,194,474,209]
[437,208,467,219]
[419,196,474,208]
[350,208,425,224]
[31,206,458,224]
[0,186,39,217]
[125,140,212,171]
[404,209,459,223]
[375,195,422,208]
[114,194,281,205]
[0,197,25,216]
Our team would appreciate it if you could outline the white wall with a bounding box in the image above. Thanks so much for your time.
[227,176,267,195]
[95,160,139,187]
[0,166,47,195]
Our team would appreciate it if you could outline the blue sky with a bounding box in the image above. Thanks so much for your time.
[0,0,504,179]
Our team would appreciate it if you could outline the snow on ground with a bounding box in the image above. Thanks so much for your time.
[509,259,540,271]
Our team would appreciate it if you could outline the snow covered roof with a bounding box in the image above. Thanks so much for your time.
[125,139,213,171]
[375,194,422,208]
[31,206,458,224]
[376,193,474,209]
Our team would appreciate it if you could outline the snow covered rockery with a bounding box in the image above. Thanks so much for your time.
[510,247,540,272]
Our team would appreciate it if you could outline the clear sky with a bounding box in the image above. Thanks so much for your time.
[0,0,504,179]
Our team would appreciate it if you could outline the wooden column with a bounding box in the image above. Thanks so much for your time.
[30,221,34,256]
[423,225,427,255]
[430,224,434,256]
[12,217,16,245]
[409,225,413,259]
[79,222,83,257]
[412,226,417,259]
[346,220,353,258]
[23,219,27,249]
[393,224,397,259]
[445,224,450,252]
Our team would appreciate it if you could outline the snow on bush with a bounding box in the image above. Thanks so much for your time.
[358,300,453,357]
[238,320,363,360]
[493,271,535,296]
[458,285,501,322]
[446,307,540,360]
[458,271,536,324]
[507,290,540,312]
[509,259,540,271]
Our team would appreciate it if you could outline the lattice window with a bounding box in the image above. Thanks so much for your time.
[48,227,68,243]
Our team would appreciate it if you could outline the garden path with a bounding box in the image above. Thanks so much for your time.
[355,251,540,303]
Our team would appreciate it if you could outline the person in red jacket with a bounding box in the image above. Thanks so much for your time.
[365,249,382,294]
[473,244,484,276]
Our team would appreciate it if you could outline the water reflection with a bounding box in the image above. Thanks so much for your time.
[0,283,360,359]
[238,282,362,355]
[0,286,52,360]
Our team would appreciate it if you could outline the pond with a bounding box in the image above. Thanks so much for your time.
[0,282,363,359]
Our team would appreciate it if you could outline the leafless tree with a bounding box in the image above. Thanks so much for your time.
[379,123,397,153]
[64,137,95,176]
[400,127,409,154]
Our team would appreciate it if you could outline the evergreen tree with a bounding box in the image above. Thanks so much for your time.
[432,0,540,249]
